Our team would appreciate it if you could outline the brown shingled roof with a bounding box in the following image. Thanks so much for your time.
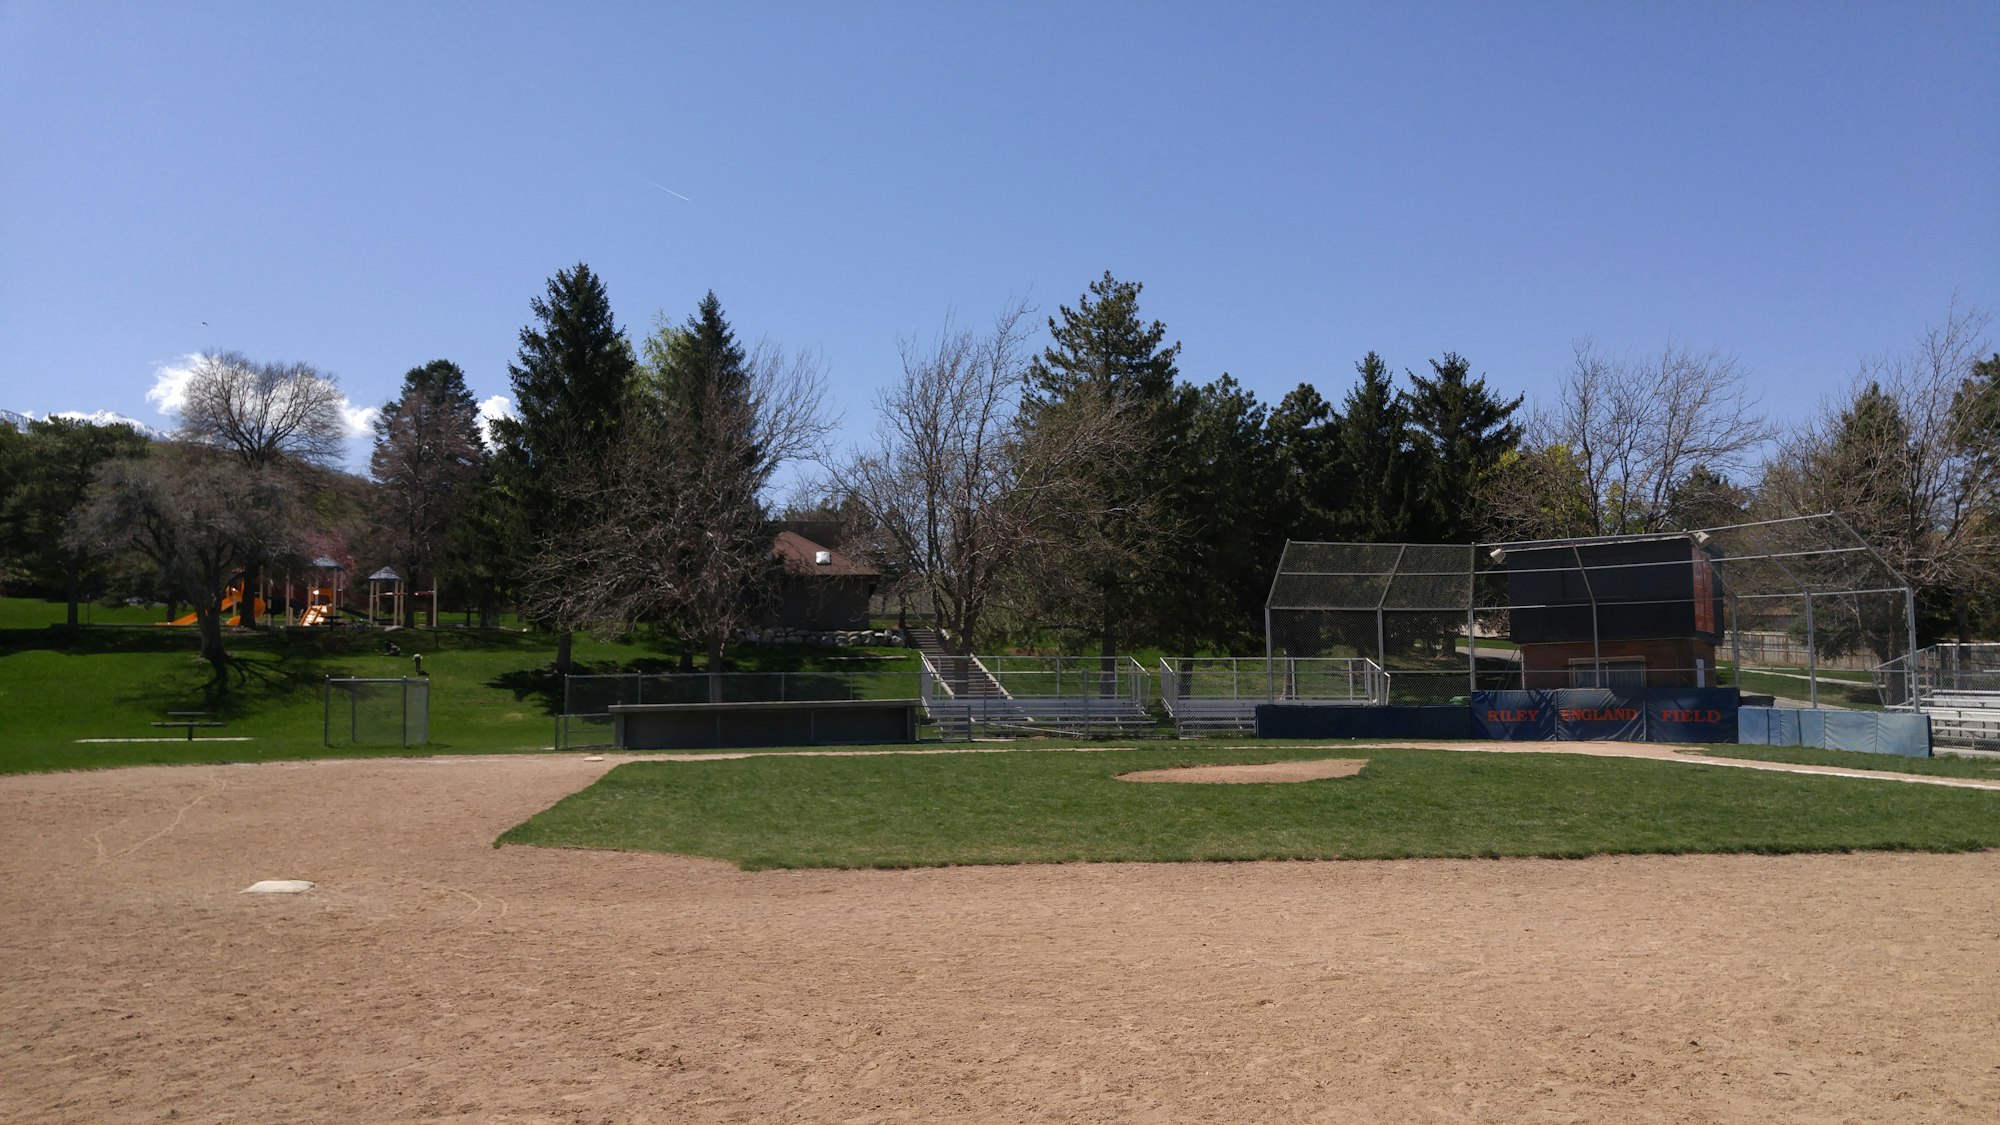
[771,531,878,577]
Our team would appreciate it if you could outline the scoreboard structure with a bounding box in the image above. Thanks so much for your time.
[1502,536,1726,690]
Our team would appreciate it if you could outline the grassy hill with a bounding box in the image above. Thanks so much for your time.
[0,596,917,774]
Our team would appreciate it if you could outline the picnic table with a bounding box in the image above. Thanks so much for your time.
[151,711,227,741]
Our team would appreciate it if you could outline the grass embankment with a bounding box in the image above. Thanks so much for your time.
[498,743,2000,870]
[1731,667,1884,710]
[0,596,918,774]
[1685,743,2000,778]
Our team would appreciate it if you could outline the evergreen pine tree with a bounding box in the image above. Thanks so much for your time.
[1023,272,1183,663]
[1405,352,1523,543]
[490,263,637,671]
[1336,352,1420,541]
[371,360,484,625]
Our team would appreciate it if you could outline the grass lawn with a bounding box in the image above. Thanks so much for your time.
[1730,666,1885,710]
[0,596,920,774]
[497,743,2000,870]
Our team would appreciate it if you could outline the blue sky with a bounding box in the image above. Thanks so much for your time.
[2,2,1995,479]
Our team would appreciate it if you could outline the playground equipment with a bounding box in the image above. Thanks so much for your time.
[368,567,405,628]
[162,585,267,627]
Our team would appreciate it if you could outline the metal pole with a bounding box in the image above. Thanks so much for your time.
[1906,588,1920,706]
[1376,608,1386,695]
[323,678,330,747]
[401,678,410,748]
[1467,606,1477,695]
[1804,592,1818,709]
[1730,594,1741,693]
[1264,607,1274,701]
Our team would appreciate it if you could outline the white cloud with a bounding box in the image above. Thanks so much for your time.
[477,394,516,447]
[341,401,379,438]
[146,354,202,416]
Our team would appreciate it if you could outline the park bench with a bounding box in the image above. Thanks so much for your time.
[151,711,227,741]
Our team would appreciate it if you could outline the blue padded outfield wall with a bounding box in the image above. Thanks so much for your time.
[1470,689,1738,743]
[1738,707,1932,757]
[1257,692,1933,756]
[1255,689,1737,744]
[1255,704,1473,741]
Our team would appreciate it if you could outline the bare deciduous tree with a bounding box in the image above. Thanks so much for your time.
[838,305,1032,652]
[1530,341,1771,536]
[837,302,1154,655]
[178,351,348,470]
[1760,301,1997,641]
[67,446,300,671]
[176,351,348,627]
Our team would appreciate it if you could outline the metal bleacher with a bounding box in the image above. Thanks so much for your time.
[918,653,1152,739]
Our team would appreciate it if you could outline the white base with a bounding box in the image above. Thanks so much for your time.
[242,880,315,894]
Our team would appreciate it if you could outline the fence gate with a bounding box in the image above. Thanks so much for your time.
[325,677,430,747]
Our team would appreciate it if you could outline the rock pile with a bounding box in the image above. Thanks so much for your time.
[735,627,905,648]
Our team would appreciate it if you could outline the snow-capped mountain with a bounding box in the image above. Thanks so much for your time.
[1,409,169,438]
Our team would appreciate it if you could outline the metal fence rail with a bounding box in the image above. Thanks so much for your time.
[920,655,1152,739]
[557,668,926,749]
[1157,657,1386,735]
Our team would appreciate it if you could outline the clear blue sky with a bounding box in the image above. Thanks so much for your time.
[3,2,1995,478]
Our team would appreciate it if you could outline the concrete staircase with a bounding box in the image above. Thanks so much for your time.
[905,628,1005,698]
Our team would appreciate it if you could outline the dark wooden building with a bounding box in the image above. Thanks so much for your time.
[767,530,879,631]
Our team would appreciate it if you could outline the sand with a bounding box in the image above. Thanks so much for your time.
[3,749,1998,1123]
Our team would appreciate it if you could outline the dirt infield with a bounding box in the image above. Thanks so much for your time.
[4,751,1999,1123]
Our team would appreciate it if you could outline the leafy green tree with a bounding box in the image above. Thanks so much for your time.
[1663,465,1750,531]
[3,418,154,624]
[489,263,639,672]
[1023,272,1183,663]
[0,421,30,588]
[371,361,485,625]
[1405,352,1523,543]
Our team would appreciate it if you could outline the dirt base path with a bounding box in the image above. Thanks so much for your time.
[4,752,1998,1123]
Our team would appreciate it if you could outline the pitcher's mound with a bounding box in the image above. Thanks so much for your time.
[1118,758,1368,785]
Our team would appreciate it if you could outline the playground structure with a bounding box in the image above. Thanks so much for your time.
[153,556,375,629]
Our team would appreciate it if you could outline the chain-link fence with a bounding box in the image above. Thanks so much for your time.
[1266,516,1917,708]
[324,677,429,747]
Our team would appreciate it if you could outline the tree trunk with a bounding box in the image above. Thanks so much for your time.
[679,638,696,674]
[195,605,228,672]
[64,565,81,629]
[240,560,262,629]
[555,628,573,675]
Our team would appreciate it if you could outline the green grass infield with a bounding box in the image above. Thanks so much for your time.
[496,744,2000,870]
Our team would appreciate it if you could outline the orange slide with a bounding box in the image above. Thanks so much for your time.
[162,587,267,627]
